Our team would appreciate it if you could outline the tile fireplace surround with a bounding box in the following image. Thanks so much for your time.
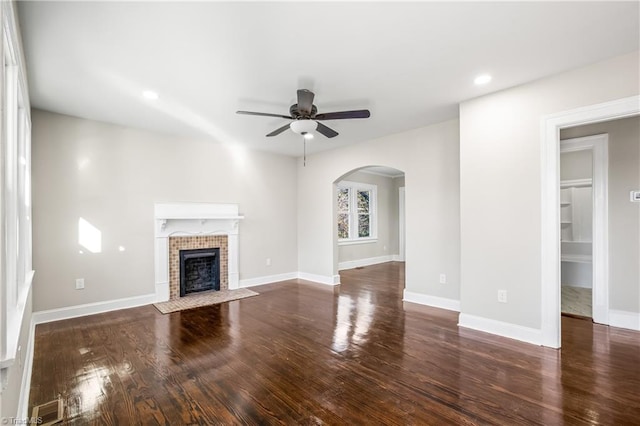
[154,203,243,302]
[169,235,228,300]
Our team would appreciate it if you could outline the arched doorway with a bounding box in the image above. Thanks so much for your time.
[332,165,406,281]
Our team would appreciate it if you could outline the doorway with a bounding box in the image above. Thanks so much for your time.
[540,95,640,348]
[333,165,405,273]
[559,135,608,321]
[398,187,406,261]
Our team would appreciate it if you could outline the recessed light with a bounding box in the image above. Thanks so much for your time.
[474,74,492,85]
[142,90,159,100]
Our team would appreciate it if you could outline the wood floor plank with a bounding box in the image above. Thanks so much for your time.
[30,262,640,425]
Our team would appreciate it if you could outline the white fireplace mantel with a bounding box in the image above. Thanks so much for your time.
[154,203,244,301]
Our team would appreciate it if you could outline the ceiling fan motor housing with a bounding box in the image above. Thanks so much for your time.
[290,104,317,118]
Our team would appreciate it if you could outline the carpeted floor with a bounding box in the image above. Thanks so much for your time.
[561,285,592,317]
[154,288,258,314]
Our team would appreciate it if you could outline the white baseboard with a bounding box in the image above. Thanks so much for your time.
[609,309,640,331]
[17,319,36,420]
[225,270,345,288]
[239,272,298,288]
[392,254,404,262]
[297,272,340,286]
[32,270,344,325]
[403,290,460,312]
[32,293,158,325]
[338,255,394,271]
[458,313,543,346]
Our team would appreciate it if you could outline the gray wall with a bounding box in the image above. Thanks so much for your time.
[561,116,640,312]
[337,170,402,265]
[560,150,592,181]
[459,51,639,329]
[32,110,299,311]
[298,119,461,302]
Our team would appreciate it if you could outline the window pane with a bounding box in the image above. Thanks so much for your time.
[358,214,370,238]
[357,190,370,213]
[338,213,350,239]
[338,188,350,212]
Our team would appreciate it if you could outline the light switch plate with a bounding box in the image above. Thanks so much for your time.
[630,191,640,202]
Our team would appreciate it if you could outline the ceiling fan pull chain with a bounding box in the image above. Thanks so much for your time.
[303,136,307,167]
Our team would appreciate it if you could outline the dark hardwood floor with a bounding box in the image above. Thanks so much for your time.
[30,262,640,425]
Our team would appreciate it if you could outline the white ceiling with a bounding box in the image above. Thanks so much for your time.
[18,2,639,157]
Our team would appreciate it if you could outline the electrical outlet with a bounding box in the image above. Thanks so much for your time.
[498,290,508,303]
[383,245,387,251]
[266,258,271,267]
[439,274,446,284]
[76,278,85,290]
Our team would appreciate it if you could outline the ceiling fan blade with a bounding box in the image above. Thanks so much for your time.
[266,123,291,137]
[237,110,293,119]
[314,109,370,120]
[297,89,315,115]
[316,122,339,138]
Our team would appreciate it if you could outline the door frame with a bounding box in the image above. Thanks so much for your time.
[540,95,639,348]
[398,187,406,261]
[559,135,608,324]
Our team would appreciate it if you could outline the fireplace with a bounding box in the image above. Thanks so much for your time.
[179,248,220,296]
[168,235,228,300]
[154,203,243,302]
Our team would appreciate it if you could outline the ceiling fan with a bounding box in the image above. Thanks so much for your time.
[236,89,370,139]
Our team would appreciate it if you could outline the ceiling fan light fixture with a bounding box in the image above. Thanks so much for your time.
[290,119,318,135]
[303,132,314,140]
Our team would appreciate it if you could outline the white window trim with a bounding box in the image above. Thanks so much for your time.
[0,0,34,388]
[337,180,378,244]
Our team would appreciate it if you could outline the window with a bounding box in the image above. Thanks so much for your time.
[337,181,377,243]
[1,0,34,377]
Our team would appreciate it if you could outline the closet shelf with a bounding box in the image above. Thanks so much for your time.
[560,178,592,189]
[561,254,592,264]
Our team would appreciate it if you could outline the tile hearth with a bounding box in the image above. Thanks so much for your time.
[153,288,258,314]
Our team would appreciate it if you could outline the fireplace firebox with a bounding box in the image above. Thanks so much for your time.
[179,248,220,297]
